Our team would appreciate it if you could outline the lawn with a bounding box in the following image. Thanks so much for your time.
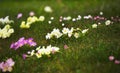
[0,0,120,73]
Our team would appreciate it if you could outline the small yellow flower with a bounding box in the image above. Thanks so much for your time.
[35,53,42,58]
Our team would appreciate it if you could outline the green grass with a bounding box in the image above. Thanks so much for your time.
[0,0,120,73]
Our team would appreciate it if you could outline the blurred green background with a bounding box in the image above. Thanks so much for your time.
[0,0,120,73]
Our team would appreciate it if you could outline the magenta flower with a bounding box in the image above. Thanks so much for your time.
[28,42,37,46]
[115,60,120,64]
[29,11,35,16]
[26,38,37,46]
[10,42,19,50]
[10,37,37,50]
[18,37,25,43]
[109,56,114,61]
[17,13,22,19]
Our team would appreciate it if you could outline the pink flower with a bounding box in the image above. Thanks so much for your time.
[115,60,120,64]
[0,58,15,72]
[22,54,27,60]
[6,58,15,67]
[0,62,4,70]
[52,48,55,54]
[64,44,68,49]
[109,56,114,61]
[29,11,35,16]
[17,13,22,19]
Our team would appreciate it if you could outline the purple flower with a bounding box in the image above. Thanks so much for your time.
[10,42,18,49]
[29,11,35,16]
[17,13,22,19]
[10,43,15,48]
[10,42,20,50]
[22,54,27,60]
[26,38,37,46]
[10,37,37,50]
[18,37,25,43]
[27,38,33,42]
[28,42,37,46]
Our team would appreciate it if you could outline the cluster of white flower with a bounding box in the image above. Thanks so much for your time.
[46,28,63,39]
[0,25,14,39]
[0,16,14,24]
[72,15,82,21]
[20,16,45,28]
[46,27,89,39]
[83,15,92,19]
[25,45,59,58]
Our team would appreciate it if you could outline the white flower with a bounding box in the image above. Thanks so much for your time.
[92,24,97,28]
[39,16,45,21]
[83,15,92,19]
[68,27,74,37]
[30,50,35,56]
[48,21,52,24]
[52,47,59,52]
[62,23,65,26]
[72,18,76,22]
[51,28,62,38]
[44,6,53,13]
[100,12,103,15]
[50,17,54,20]
[76,18,81,20]
[27,45,60,59]
[44,49,51,55]
[105,20,111,25]
[27,51,31,54]
[38,46,46,55]
[62,27,69,34]
[46,45,52,51]
[78,15,82,19]
[74,33,79,38]
[98,22,101,25]
[66,16,71,20]
[36,46,41,51]
[46,28,62,39]
[0,16,14,24]
[82,29,89,34]
[46,33,52,40]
